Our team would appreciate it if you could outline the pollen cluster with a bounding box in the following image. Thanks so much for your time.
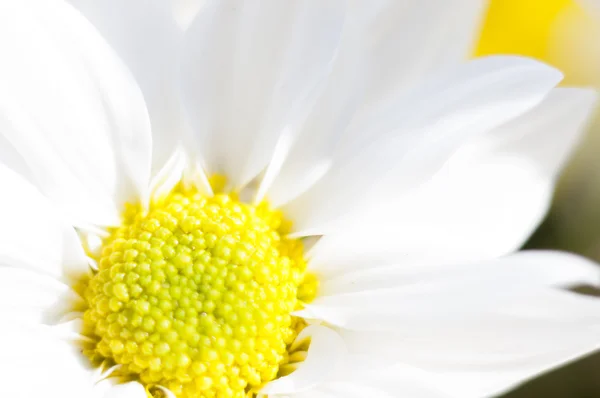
[82,187,316,397]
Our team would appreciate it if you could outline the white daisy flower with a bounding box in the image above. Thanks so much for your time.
[1,1,600,397]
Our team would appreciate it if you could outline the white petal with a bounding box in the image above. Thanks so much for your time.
[306,158,552,275]
[171,0,204,29]
[266,0,487,207]
[408,87,596,256]
[52,318,89,341]
[306,87,595,272]
[69,0,186,172]
[0,134,34,184]
[0,0,152,227]
[467,87,597,178]
[302,250,600,331]
[275,348,455,398]
[338,290,600,398]
[101,381,147,398]
[293,365,455,398]
[297,287,507,332]
[282,383,395,398]
[284,56,562,236]
[287,372,455,398]
[182,160,214,196]
[353,0,488,111]
[0,324,100,397]
[260,325,347,396]
[149,146,188,203]
[181,0,345,189]
[263,24,364,207]
[317,251,600,297]
[0,164,89,282]
[0,267,82,325]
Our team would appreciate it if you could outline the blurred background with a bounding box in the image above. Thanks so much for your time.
[475,0,600,396]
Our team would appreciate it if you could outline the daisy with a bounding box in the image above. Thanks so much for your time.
[1,1,600,397]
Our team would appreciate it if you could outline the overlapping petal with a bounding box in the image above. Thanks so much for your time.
[284,56,562,236]
[297,251,600,397]
[266,0,488,206]
[0,324,102,397]
[0,0,152,228]
[307,87,596,273]
[0,267,82,326]
[350,0,488,111]
[181,0,346,189]
[336,289,600,398]
[69,0,187,172]
[260,326,347,396]
[0,164,89,282]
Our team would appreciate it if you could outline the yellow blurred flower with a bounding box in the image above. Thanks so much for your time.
[477,0,572,59]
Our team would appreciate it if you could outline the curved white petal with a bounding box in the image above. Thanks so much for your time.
[0,0,152,227]
[149,146,188,202]
[181,0,345,190]
[69,0,186,172]
[262,19,364,207]
[266,0,487,207]
[337,289,600,398]
[411,87,596,256]
[100,381,148,398]
[260,325,347,396]
[0,324,101,397]
[301,251,600,331]
[307,157,551,275]
[0,134,34,184]
[0,267,82,325]
[468,88,596,178]
[0,164,89,282]
[52,318,88,341]
[353,0,488,112]
[287,375,453,398]
[297,364,455,398]
[282,383,395,398]
[317,251,600,297]
[284,56,562,236]
[153,386,177,398]
[171,0,204,29]
[307,87,595,272]
[273,346,455,398]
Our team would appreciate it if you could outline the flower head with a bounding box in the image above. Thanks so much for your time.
[1,1,600,397]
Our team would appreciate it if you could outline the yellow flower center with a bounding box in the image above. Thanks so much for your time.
[81,185,317,397]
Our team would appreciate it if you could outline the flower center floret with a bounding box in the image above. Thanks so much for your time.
[82,187,316,397]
